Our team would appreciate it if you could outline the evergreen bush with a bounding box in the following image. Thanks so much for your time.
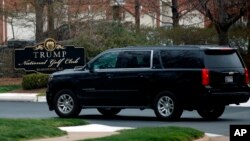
[22,73,49,90]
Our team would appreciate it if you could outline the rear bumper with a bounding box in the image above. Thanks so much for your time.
[202,85,250,105]
[206,92,250,105]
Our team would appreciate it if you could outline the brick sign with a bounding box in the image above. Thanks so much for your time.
[14,38,85,73]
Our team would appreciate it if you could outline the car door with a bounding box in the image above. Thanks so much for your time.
[80,50,152,106]
[79,51,120,106]
[108,50,152,106]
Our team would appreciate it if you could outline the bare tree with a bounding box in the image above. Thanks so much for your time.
[135,0,140,32]
[26,0,70,41]
[247,1,250,50]
[21,0,70,41]
[196,0,247,45]
[27,0,46,42]
[248,1,250,27]
[47,0,55,38]
[0,0,35,40]
[143,0,201,27]
[8,16,15,39]
[35,2,45,42]
[59,0,114,39]
[171,0,179,26]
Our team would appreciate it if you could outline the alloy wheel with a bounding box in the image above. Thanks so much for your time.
[157,96,174,117]
[57,94,74,114]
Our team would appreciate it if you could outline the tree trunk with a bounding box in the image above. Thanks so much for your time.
[172,0,179,27]
[247,1,250,52]
[218,30,229,45]
[47,1,55,39]
[215,24,229,46]
[135,0,140,33]
[113,6,122,21]
[197,0,246,46]
[35,3,44,42]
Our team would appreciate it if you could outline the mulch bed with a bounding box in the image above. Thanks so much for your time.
[0,77,22,86]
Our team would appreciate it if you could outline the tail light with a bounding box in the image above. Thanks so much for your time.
[202,68,209,86]
[244,68,249,84]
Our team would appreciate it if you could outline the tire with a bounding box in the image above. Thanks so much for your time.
[197,105,225,120]
[153,92,183,120]
[97,108,121,116]
[54,89,81,118]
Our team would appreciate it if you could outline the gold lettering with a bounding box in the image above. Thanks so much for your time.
[62,51,67,57]
[33,52,39,58]
[49,58,65,67]
[46,52,52,58]
[23,60,48,65]
[40,52,45,58]
[65,57,80,64]
[53,51,60,57]
[33,51,67,58]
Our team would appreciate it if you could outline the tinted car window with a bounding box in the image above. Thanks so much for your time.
[116,51,151,68]
[160,50,202,68]
[92,52,119,69]
[205,50,243,68]
[153,51,162,69]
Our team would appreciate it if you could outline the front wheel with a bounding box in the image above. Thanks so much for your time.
[97,108,121,116]
[54,89,81,118]
[153,92,183,120]
[197,105,225,120]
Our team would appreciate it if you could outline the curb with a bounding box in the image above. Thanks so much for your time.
[0,93,46,102]
[194,135,229,141]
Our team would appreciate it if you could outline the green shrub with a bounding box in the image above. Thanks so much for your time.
[22,73,49,90]
[68,21,249,58]
[70,22,161,58]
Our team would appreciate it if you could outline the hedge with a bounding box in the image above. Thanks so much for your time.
[22,73,49,90]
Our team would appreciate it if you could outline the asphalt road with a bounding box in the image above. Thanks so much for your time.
[0,101,249,136]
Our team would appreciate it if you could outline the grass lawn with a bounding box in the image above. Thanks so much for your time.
[84,126,204,141]
[0,85,22,93]
[0,118,87,141]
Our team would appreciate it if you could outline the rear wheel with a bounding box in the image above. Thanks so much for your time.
[197,105,225,120]
[97,108,121,116]
[54,89,81,118]
[153,92,183,120]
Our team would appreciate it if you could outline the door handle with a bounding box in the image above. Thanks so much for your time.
[138,74,144,78]
[138,73,151,78]
[106,74,112,79]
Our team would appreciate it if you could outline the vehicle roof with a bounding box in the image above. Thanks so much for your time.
[107,45,235,51]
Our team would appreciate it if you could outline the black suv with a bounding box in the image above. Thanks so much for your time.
[46,46,250,120]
